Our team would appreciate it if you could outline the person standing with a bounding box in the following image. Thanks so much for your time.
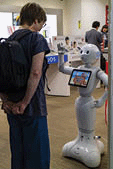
[65,36,71,51]
[0,3,50,169]
[85,21,103,51]
[85,21,105,71]
[101,24,108,48]
[100,24,108,71]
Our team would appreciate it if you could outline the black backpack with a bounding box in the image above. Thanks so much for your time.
[0,29,32,93]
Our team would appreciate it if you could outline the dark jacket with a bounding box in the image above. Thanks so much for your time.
[85,29,103,51]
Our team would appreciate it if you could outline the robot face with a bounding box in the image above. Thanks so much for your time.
[80,44,100,64]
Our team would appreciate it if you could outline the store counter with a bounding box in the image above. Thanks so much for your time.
[45,53,71,96]
[68,52,82,67]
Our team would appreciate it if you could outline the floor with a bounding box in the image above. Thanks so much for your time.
[0,86,108,169]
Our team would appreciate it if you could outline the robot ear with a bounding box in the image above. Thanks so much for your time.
[96,51,101,59]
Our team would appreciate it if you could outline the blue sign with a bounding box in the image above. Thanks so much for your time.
[46,54,68,64]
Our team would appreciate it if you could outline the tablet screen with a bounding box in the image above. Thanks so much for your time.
[68,69,92,88]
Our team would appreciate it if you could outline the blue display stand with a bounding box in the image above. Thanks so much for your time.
[45,54,70,96]
[46,54,68,64]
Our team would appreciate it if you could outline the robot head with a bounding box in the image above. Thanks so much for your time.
[79,44,100,65]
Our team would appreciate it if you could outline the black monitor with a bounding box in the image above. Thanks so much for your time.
[68,69,92,88]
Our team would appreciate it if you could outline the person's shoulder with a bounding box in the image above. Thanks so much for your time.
[32,32,45,41]
[86,29,94,33]
[91,28,96,32]
[8,29,21,38]
[13,29,31,35]
[31,32,43,38]
[97,31,102,35]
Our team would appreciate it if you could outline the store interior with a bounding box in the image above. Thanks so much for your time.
[0,0,109,169]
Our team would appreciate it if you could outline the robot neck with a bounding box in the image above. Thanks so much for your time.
[85,63,92,68]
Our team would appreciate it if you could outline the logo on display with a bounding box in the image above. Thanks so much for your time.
[47,55,68,64]
[47,56,58,64]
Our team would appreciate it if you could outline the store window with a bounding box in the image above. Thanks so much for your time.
[0,12,12,38]
[0,12,57,40]
[40,14,57,38]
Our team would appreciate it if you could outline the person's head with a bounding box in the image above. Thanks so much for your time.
[20,3,47,31]
[80,44,100,65]
[101,25,108,33]
[65,36,70,45]
[92,21,100,30]
[73,41,77,48]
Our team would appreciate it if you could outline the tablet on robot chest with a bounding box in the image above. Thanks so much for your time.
[68,69,92,88]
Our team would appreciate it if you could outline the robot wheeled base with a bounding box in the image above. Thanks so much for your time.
[62,131,104,168]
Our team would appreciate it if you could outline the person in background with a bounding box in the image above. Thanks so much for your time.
[85,21,105,72]
[101,24,108,48]
[0,3,50,169]
[85,21,103,51]
[72,41,79,54]
[65,36,71,51]
[73,41,77,48]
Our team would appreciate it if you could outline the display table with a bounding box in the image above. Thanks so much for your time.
[68,53,82,67]
[45,53,70,96]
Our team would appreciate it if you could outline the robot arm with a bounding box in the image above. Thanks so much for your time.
[97,70,108,87]
[94,90,108,108]
[58,43,75,75]
[94,70,108,108]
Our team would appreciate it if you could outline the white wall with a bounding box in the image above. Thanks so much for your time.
[64,0,81,36]
[0,12,12,38]
[0,0,109,38]
[81,0,108,38]
[0,0,66,9]
[0,0,67,37]
[64,0,108,38]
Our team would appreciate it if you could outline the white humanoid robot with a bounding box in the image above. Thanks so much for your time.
[57,44,108,168]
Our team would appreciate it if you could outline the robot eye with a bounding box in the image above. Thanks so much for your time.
[86,50,89,54]
[80,50,83,54]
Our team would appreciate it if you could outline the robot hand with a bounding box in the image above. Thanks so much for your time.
[58,43,74,75]
[57,43,68,55]
[93,90,108,108]
[93,100,102,108]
